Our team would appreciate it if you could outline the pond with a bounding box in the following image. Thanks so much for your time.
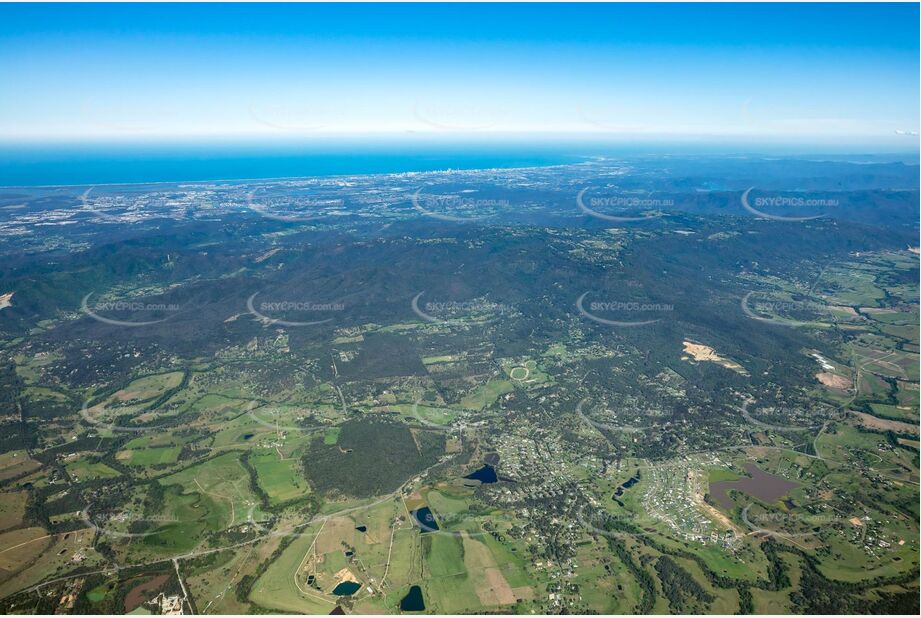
[463,464,498,484]
[411,506,439,532]
[399,585,426,611]
[612,474,640,504]
[331,581,361,596]
[709,462,800,510]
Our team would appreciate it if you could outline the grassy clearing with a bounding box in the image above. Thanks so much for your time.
[379,528,418,591]
[118,447,182,466]
[251,449,311,505]
[184,537,274,615]
[0,490,28,531]
[570,540,637,613]
[123,432,198,450]
[145,452,263,556]
[135,486,222,556]
[673,555,740,613]
[425,489,471,525]
[422,354,465,365]
[500,357,552,388]
[0,527,49,572]
[86,581,115,603]
[459,377,514,410]
[248,521,337,613]
[0,527,99,599]
[323,427,340,445]
[707,467,742,483]
[0,450,42,482]
[868,403,918,423]
[423,573,482,614]
[112,371,184,403]
[65,458,120,481]
[424,533,466,578]
[390,403,458,426]
[750,553,801,613]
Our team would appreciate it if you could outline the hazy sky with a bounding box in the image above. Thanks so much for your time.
[1,2,918,145]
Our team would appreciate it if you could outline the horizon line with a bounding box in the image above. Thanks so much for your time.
[2,130,918,146]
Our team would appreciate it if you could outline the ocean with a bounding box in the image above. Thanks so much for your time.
[1,139,913,187]
[0,140,588,187]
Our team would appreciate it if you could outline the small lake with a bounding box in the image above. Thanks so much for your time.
[331,581,361,596]
[709,463,800,510]
[399,585,425,611]
[612,474,640,505]
[463,464,498,484]
[411,507,439,532]
[614,475,639,497]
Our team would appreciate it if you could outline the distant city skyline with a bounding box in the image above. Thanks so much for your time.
[1,2,918,147]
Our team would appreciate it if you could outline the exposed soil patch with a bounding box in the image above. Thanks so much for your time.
[124,574,169,612]
[689,470,742,536]
[852,411,919,435]
[462,533,517,606]
[816,372,850,390]
[682,340,747,375]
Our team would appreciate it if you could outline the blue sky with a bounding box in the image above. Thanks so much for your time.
[0,2,918,145]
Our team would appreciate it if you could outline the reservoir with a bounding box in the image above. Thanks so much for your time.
[463,464,498,484]
[411,507,439,532]
[613,474,640,505]
[709,463,800,510]
[399,585,426,611]
[332,581,361,596]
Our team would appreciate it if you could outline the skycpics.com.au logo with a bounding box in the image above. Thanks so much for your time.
[412,101,508,132]
[576,187,668,222]
[740,504,858,541]
[247,292,344,327]
[248,101,350,132]
[740,187,835,221]
[576,292,672,327]
[411,186,507,222]
[740,291,830,327]
[81,292,180,327]
[245,187,343,222]
[80,398,168,433]
[411,292,510,325]
[81,507,179,539]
